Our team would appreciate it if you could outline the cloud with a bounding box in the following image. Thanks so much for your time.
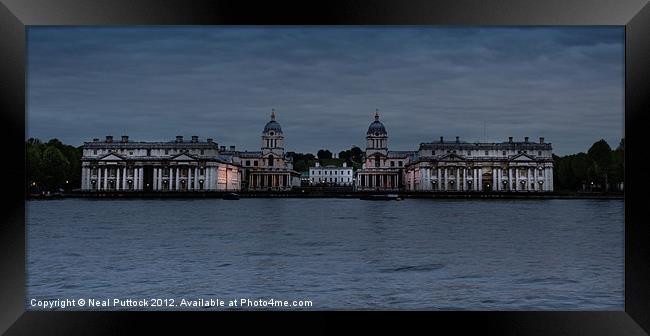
[27,27,624,155]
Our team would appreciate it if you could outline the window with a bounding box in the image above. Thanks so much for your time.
[254,161,258,166]
[467,151,471,156]
[391,161,395,167]
[147,149,151,156]
[201,149,204,155]
[398,161,403,167]
[484,150,489,155]
[165,149,169,155]
[453,150,456,153]
[502,151,506,156]
[538,151,542,156]
[268,155,274,166]
[524,150,527,154]
[432,150,436,155]
[93,149,97,155]
[246,160,250,166]
[129,151,133,155]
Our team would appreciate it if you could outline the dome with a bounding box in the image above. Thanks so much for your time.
[366,110,387,136]
[263,109,283,134]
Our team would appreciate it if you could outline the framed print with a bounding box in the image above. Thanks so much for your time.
[1,0,649,334]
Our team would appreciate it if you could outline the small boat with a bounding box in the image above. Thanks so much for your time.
[223,193,240,200]
[360,194,401,201]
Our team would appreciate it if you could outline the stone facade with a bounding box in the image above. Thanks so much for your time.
[355,110,416,191]
[309,162,354,186]
[405,136,554,192]
[226,110,301,191]
[80,135,240,191]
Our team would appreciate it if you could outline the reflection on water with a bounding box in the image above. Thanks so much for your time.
[27,198,623,310]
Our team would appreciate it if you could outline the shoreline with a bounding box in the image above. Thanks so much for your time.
[27,190,624,200]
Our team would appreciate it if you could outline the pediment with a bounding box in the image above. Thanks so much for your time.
[171,153,197,161]
[511,153,536,161]
[99,153,125,161]
[438,153,465,161]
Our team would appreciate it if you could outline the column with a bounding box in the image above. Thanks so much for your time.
[478,168,483,191]
[194,166,199,190]
[455,169,459,191]
[472,168,478,191]
[534,167,539,192]
[549,167,554,191]
[97,167,102,190]
[498,168,503,191]
[81,167,87,190]
[175,167,180,190]
[122,167,127,190]
[88,167,93,190]
[544,167,549,191]
[132,167,137,190]
[508,168,512,191]
[492,168,497,191]
[103,167,108,191]
[137,167,142,190]
[527,168,532,191]
[116,167,121,190]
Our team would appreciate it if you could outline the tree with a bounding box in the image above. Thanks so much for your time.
[350,146,363,163]
[587,139,612,190]
[317,149,332,159]
[40,146,69,191]
[26,140,43,191]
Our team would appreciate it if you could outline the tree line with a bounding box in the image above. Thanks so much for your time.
[553,138,624,192]
[26,138,82,193]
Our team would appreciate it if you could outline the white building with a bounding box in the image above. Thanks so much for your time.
[355,110,416,191]
[80,135,240,191]
[309,162,354,186]
[405,136,554,192]
[227,110,301,190]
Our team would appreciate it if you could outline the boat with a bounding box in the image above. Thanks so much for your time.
[222,193,240,200]
[360,194,402,201]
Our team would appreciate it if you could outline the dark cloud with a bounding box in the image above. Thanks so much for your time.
[27,27,624,155]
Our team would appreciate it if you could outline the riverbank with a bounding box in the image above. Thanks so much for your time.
[27,190,624,200]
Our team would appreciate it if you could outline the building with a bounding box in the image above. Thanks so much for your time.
[355,110,415,191]
[80,135,240,191]
[228,110,301,190]
[404,136,554,192]
[309,162,354,186]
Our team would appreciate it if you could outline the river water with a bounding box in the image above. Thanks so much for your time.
[26,198,624,310]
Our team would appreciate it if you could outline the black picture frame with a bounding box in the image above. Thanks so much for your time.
[1,0,649,334]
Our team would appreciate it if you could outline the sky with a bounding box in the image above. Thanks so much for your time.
[27,27,624,155]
